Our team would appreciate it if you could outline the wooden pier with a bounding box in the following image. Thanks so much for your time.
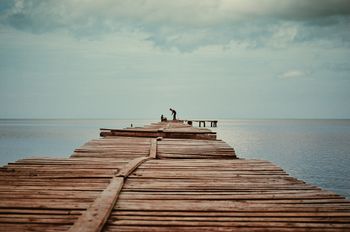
[184,120,218,127]
[0,120,350,231]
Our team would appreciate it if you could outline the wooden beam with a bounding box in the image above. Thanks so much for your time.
[149,139,158,159]
[116,157,151,177]
[69,137,161,231]
[69,139,159,232]
[68,176,124,232]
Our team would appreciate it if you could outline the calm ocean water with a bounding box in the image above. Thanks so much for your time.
[0,119,349,198]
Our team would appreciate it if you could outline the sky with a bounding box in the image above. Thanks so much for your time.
[0,0,350,119]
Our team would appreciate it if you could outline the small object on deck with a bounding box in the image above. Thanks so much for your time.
[160,114,167,122]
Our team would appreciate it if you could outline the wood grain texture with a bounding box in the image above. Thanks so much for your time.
[149,138,158,159]
[0,120,349,232]
[68,177,124,232]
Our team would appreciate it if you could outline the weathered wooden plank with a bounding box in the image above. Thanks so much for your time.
[107,220,350,228]
[0,208,82,215]
[117,193,344,200]
[112,210,350,217]
[0,224,71,232]
[68,177,124,232]
[149,138,158,159]
[117,157,151,177]
[104,225,347,232]
[115,198,350,208]
[109,215,350,223]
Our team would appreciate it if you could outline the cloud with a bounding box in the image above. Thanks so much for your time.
[279,69,306,80]
[1,0,350,50]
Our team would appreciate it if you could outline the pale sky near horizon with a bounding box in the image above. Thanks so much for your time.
[0,0,350,119]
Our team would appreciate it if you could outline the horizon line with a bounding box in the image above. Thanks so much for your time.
[0,117,349,120]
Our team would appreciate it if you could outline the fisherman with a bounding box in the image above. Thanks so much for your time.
[169,108,177,120]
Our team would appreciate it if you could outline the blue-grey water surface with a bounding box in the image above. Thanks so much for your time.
[0,119,349,199]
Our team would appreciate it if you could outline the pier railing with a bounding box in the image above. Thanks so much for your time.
[184,120,218,127]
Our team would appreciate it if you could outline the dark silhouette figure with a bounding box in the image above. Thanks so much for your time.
[169,108,177,120]
[161,114,167,122]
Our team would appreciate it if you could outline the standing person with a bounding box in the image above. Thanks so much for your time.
[169,108,177,120]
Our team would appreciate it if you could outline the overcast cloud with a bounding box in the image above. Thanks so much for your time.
[0,1,349,118]
[1,0,350,50]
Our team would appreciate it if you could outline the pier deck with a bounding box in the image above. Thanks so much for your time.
[0,120,350,231]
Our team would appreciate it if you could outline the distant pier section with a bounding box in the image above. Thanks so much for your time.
[100,120,217,140]
[184,119,218,127]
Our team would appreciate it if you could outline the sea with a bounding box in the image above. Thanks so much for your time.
[0,119,349,199]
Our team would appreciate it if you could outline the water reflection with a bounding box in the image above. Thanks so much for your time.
[214,119,350,199]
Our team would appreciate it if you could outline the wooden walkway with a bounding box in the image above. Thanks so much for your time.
[0,120,350,231]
